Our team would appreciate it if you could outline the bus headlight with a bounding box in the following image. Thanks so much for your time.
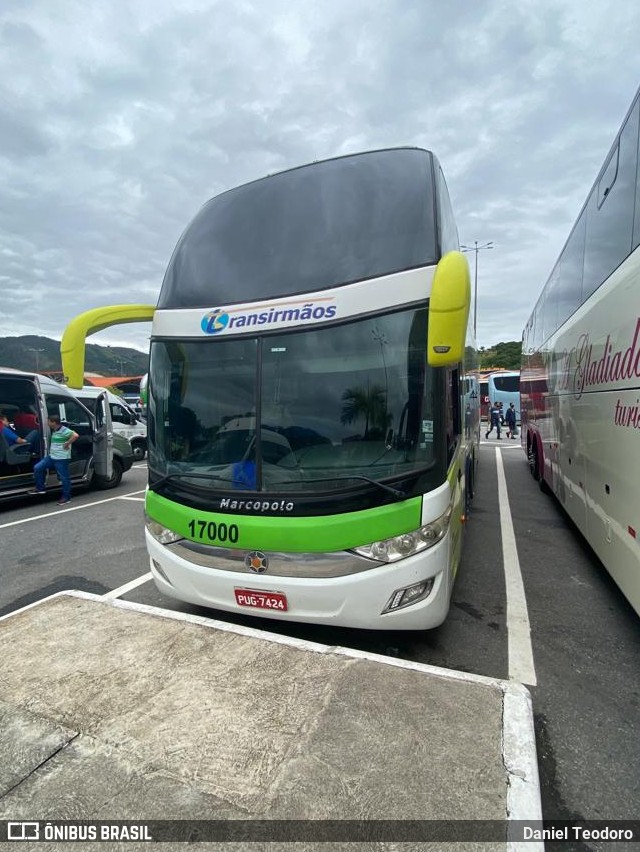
[351,505,452,563]
[145,516,184,545]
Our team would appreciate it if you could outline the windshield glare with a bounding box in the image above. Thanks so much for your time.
[148,308,441,493]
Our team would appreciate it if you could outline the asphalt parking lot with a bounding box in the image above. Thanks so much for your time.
[1,446,639,846]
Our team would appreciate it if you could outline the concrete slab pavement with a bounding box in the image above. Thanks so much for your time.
[0,592,542,848]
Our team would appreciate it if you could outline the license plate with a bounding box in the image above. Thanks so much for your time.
[234,588,288,611]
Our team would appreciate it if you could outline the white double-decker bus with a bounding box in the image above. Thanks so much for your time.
[63,148,479,629]
[521,87,640,617]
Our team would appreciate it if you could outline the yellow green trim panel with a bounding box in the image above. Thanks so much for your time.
[61,304,156,388]
[146,490,423,552]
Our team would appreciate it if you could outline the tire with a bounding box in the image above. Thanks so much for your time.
[131,440,146,461]
[94,457,123,490]
[532,443,551,494]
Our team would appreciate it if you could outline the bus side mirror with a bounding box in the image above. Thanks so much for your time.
[427,251,471,367]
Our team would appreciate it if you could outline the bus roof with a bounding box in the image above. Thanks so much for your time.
[158,148,440,310]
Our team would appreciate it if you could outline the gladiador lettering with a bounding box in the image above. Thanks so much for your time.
[220,498,295,513]
[556,317,640,398]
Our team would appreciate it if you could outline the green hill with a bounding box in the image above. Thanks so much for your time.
[0,335,148,377]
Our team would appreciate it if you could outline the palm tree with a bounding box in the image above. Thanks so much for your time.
[340,384,389,439]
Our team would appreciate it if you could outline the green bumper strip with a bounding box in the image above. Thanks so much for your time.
[146,490,423,553]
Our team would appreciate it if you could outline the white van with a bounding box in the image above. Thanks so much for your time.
[0,369,114,501]
[68,386,147,460]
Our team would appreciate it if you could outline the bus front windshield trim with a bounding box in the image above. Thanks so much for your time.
[148,308,444,497]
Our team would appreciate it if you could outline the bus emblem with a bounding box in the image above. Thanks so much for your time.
[246,551,268,573]
[201,310,230,334]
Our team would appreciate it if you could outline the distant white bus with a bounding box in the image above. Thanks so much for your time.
[521,85,640,617]
[487,371,520,422]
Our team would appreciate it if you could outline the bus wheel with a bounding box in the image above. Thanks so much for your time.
[532,444,551,494]
[131,439,146,461]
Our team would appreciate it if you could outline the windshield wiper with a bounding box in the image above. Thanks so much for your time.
[277,474,407,500]
[148,470,238,490]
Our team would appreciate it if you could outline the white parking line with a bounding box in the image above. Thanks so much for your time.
[495,448,537,686]
[0,490,146,530]
[103,572,153,600]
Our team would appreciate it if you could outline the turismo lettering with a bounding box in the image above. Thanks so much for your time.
[614,398,640,429]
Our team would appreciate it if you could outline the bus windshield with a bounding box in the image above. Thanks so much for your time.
[492,374,519,393]
[158,149,437,308]
[148,307,444,495]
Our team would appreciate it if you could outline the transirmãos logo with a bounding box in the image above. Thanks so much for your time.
[201,310,230,334]
[200,301,337,335]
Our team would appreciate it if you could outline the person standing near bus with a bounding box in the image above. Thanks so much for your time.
[485,403,502,440]
[505,402,517,439]
[30,415,78,505]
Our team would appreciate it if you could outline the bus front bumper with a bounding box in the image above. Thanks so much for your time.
[145,531,453,631]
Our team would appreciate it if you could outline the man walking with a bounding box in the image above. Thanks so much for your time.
[505,402,518,439]
[485,402,502,440]
[30,415,79,505]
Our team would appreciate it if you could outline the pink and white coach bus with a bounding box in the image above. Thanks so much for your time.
[521,86,640,617]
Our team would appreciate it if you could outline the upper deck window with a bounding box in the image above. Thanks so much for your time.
[158,149,437,309]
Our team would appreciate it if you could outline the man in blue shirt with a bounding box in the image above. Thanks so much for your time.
[1,413,38,453]
[30,415,79,505]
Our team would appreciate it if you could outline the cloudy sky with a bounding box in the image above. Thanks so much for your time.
[1,0,639,354]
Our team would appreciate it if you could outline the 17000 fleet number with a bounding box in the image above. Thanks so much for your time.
[188,519,239,543]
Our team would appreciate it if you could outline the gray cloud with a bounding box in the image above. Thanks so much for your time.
[1,0,640,352]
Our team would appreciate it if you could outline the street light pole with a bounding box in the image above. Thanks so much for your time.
[460,240,493,338]
[28,347,45,372]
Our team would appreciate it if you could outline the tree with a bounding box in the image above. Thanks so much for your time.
[340,384,390,439]
[479,341,522,370]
